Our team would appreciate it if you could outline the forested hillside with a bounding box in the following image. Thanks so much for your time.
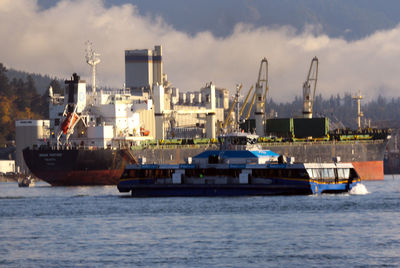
[5,68,61,95]
[0,63,61,144]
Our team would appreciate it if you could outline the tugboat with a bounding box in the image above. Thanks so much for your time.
[118,132,361,196]
[18,175,35,187]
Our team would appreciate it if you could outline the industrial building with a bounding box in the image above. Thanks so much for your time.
[15,120,50,174]
[125,45,230,139]
[125,45,163,92]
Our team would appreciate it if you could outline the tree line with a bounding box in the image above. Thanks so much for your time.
[0,63,62,144]
[265,94,400,129]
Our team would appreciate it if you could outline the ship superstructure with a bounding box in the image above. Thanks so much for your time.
[49,73,154,149]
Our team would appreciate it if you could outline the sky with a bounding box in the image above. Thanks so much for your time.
[1,0,400,102]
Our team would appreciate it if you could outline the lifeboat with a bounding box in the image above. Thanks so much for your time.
[61,112,79,134]
[140,127,150,136]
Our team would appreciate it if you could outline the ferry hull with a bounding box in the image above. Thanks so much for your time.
[119,180,360,197]
[125,184,313,197]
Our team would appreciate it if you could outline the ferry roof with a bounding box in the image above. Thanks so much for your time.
[304,163,354,168]
[193,150,280,159]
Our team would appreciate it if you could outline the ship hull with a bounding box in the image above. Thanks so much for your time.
[120,180,360,197]
[23,148,134,186]
[384,151,400,174]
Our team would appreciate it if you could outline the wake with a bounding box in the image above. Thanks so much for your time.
[349,183,369,195]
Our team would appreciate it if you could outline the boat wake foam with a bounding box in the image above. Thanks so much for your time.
[349,183,369,195]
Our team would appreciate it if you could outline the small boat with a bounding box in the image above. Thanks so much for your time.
[18,176,35,187]
[118,132,361,197]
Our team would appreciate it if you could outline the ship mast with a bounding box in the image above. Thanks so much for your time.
[85,41,101,93]
[235,84,242,131]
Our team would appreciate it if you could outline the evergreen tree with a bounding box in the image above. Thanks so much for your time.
[0,63,12,97]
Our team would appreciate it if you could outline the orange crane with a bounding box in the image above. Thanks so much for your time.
[244,87,257,120]
[238,85,254,121]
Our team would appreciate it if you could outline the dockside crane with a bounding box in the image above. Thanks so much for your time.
[255,58,269,136]
[244,89,257,120]
[238,85,254,121]
[302,56,319,118]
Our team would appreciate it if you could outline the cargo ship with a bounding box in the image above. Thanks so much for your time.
[23,147,135,186]
[21,46,390,185]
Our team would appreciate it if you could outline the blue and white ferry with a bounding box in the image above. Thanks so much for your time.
[118,132,360,197]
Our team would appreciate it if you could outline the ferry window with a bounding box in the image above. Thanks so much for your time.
[281,169,289,177]
[306,169,312,178]
[313,169,321,179]
[337,168,345,179]
[307,169,315,179]
[327,169,335,178]
[321,169,328,179]
[344,169,350,179]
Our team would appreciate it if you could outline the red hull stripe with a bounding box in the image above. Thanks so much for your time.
[36,170,123,186]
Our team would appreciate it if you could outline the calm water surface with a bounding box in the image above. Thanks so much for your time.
[1,176,400,267]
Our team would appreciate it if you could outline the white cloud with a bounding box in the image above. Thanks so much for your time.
[1,0,400,102]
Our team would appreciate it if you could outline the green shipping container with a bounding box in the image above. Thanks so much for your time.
[293,118,329,138]
[265,118,294,138]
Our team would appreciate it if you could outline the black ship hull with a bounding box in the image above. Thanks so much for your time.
[23,148,135,186]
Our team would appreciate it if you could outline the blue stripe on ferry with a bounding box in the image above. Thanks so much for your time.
[229,164,246,169]
[267,164,287,168]
[141,164,159,169]
[179,164,196,169]
[251,150,280,157]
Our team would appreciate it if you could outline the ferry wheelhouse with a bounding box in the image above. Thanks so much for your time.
[118,132,360,196]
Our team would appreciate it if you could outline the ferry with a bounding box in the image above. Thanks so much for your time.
[118,132,361,196]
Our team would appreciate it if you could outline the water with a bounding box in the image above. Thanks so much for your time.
[1,176,400,267]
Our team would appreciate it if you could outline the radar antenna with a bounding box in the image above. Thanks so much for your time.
[352,90,364,130]
[85,41,101,93]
